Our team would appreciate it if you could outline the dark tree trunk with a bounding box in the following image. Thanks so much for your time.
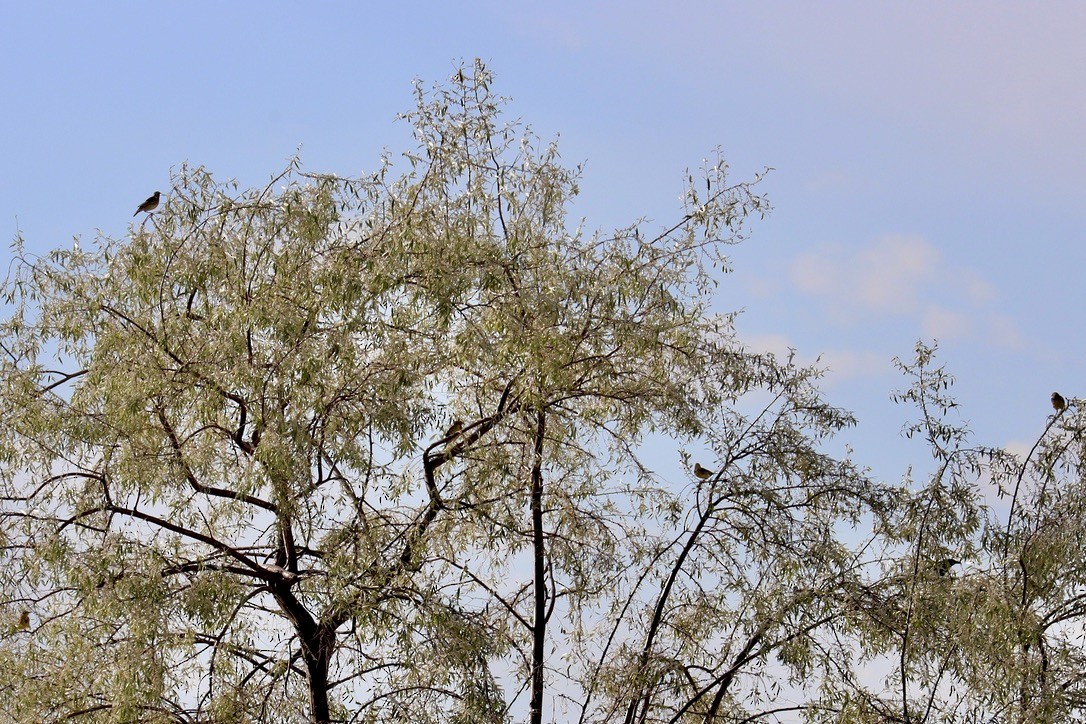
[303,623,336,724]
[270,577,335,724]
[529,410,547,724]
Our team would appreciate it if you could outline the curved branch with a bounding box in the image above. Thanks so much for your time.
[156,407,276,512]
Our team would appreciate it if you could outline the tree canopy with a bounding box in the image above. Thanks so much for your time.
[2,61,1085,724]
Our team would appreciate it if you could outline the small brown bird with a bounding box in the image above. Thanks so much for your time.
[443,419,465,457]
[133,191,161,216]
[1052,392,1067,413]
[15,610,30,632]
[445,420,464,439]
[693,463,713,480]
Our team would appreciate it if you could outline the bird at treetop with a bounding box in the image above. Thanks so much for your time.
[445,420,464,439]
[15,610,29,632]
[133,191,161,216]
[1052,392,1067,412]
[693,463,713,480]
[934,558,961,577]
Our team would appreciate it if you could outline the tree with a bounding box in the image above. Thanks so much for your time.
[810,342,1086,723]
[3,61,1082,724]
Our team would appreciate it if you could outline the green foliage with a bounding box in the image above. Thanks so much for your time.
[1,63,1083,724]
[811,341,1086,723]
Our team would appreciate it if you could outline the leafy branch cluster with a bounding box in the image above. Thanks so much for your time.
[0,62,1083,724]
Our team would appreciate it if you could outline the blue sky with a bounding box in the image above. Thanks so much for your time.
[2,2,1082,488]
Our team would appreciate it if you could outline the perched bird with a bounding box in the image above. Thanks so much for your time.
[443,419,465,457]
[1052,392,1067,413]
[693,463,713,480]
[15,610,30,632]
[934,558,961,577]
[133,191,161,217]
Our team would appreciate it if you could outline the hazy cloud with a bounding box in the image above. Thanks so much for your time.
[790,235,939,313]
[922,305,971,340]
[742,332,887,385]
[818,348,889,382]
[789,235,1024,348]
[962,271,997,305]
[510,2,1086,187]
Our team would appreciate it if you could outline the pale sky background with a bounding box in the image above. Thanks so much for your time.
[2,2,1082,493]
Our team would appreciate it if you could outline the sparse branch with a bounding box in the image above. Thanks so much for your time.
[156,407,277,512]
[99,503,271,579]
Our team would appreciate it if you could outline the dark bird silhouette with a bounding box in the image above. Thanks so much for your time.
[934,558,961,577]
[15,610,29,632]
[1052,392,1067,413]
[693,463,713,480]
[133,191,161,216]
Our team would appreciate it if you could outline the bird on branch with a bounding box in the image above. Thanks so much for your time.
[445,420,464,439]
[444,419,465,456]
[133,191,161,216]
[1052,391,1067,413]
[693,463,713,480]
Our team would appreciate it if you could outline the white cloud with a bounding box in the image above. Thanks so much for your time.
[742,332,886,386]
[857,237,940,310]
[790,235,939,313]
[1001,440,1032,460]
[788,236,1023,350]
